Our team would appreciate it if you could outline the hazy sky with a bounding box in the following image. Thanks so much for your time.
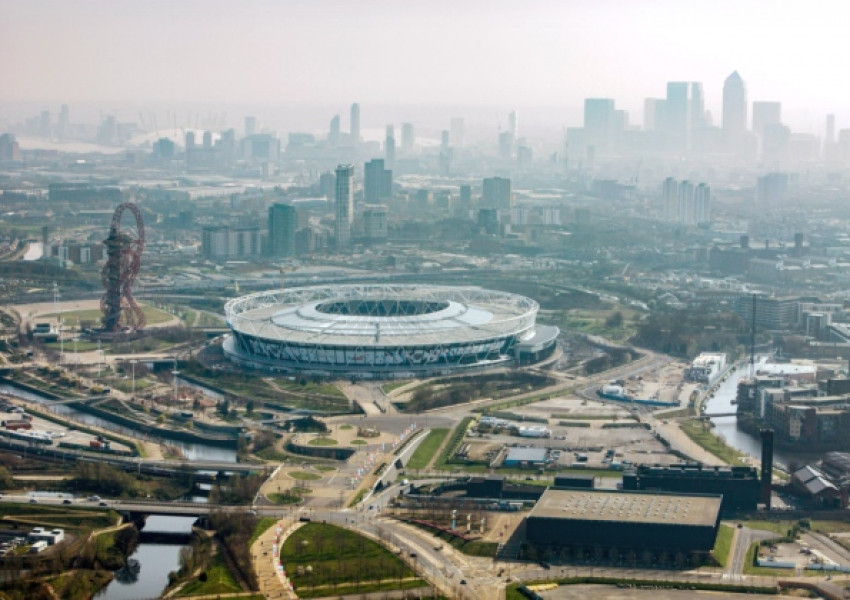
[3,0,849,130]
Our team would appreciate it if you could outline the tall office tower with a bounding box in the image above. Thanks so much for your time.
[677,180,695,225]
[584,98,616,151]
[202,130,212,148]
[662,177,678,222]
[334,164,355,249]
[722,71,747,151]
[329,115,341,146]
[689,82,706,130]
[401,122,414,153]
[58,104,69,140]
[364,158,392,203]
[459,184,472,209]
[482,177,512,209]
[441,130,450,152]
[245,116,257,136]
[39,111,51,139]
[752,102,782,137]
[665,82,694,151]
[385,125,395,165]
[350,103,361,144]
[825,114,836,159]
[508,110,518,140]
[643,98,664,131]
[268,203,297,258]
[319,171,336,202]
[451,118,465,147]
[185,131,196,149]
[694,183,711,224]
[498,131,513,160]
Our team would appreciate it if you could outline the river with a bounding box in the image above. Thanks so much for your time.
[96,515,196,600]
[0,383,236,462]
[704,357,795,469]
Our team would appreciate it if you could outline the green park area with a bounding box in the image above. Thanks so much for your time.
[406,428,449,470]
[43,303,175,327]
[280,522,425,598]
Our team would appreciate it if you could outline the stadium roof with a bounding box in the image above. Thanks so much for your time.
[529,488,721,527]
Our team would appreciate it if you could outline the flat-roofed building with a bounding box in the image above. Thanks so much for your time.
[525,488,721,565]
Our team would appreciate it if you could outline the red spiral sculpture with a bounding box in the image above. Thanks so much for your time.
[100,202,146,332]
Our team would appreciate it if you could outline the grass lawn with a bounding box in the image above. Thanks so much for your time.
[810,520,850,534]
[380,381,411,394]
[280,522,420,598]
[42,303,174,326]
[177,552,241,596]
[289,471,322,481]
[249,517,278,546]
[338,424,353,430]
[269,493,303,505]
[743,520,796,537]
[314,465,337,472]
[351,439,367,445]
[406,428,449,470]
[679,420,748,466]
[712,524,734,567]
[0,504,117,530]
[308,437,338,446]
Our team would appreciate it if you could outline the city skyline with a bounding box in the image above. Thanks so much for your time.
[3,0,850,135]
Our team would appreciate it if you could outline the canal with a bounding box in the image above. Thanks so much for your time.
[704,357,795,469]
[96,515,196,600]
[0,383,237,462]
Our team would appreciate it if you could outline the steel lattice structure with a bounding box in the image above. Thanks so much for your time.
[223,284,558,377]
[100,202,146,332]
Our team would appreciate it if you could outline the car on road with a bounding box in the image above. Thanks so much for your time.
[98,501,108,507]
[62,499,72,505]
[29,498,37,504]
[88,495,100,501]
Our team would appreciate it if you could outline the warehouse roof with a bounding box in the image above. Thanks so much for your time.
[529,488,721,527]
[505,447,548,463]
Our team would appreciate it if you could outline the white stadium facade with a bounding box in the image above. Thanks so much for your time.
[223,284,559,378]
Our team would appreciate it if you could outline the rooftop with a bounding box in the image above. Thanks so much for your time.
[529,488,721,527]
[505,447,548,463]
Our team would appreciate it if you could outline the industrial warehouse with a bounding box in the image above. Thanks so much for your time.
[524,488,723,565]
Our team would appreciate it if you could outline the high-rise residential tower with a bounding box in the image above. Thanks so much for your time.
[335,164,355,249]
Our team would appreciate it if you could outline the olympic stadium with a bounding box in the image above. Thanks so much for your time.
[222,284,559,378]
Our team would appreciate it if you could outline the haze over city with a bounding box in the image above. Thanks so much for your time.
[7,2,850,600]
[3,0,850,134]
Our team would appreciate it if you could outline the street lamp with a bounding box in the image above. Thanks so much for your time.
[130,358,137,398]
